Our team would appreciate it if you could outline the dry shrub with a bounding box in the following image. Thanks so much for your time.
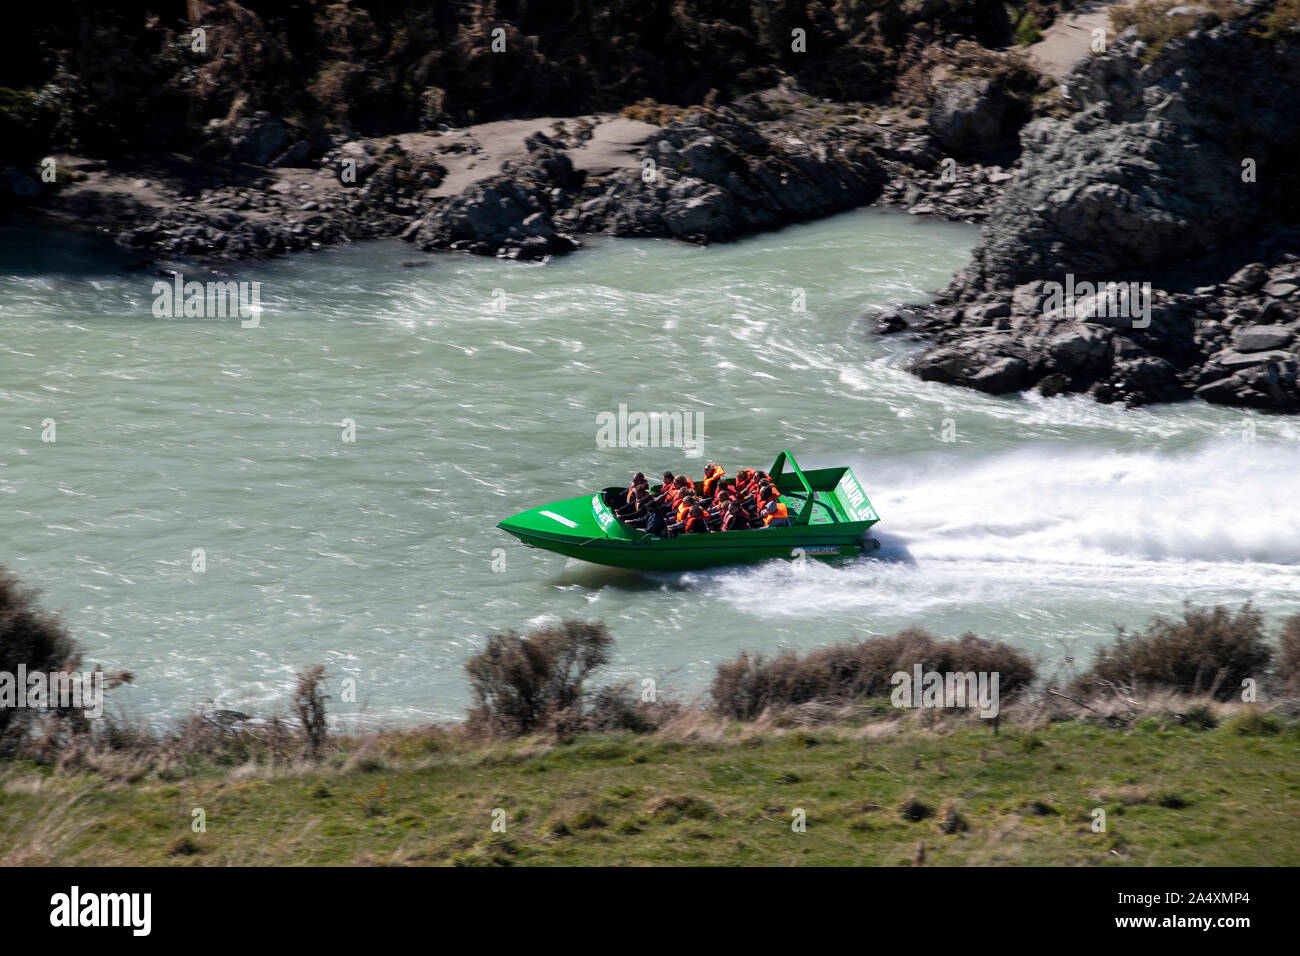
[0,566,130,758]
[1259,0,1300,39]
[1279,614,1300,693]
[710,627,1036,720]
[294,665,329,759]
[1073,603,1273,702]
[620,98,696,126]
[894,39,1039,115]
[583,681,677,734]
[1109,0,1241,61]
[465,620,614,737]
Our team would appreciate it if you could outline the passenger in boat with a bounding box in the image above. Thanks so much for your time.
[712,484,739,511]
[675,493,701,523]
[650,473,681,509]
[653,476,680,508]
[668,503,712,535]
[721,501,754,531]
[760,498,791,527]
[620,473,648,508]
[631,502,669,537]
[616,486,651,520]
[738,471,770,505]
[700,463,726,497]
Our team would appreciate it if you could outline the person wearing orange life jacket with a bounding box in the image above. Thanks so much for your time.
[700,463,726,497]
[650,471,676,506]
[676,494,702,524]
[752,481,776,506]
[662,475,688,508]
[621,472,648,508]
[760,498,791,527]
[740,471,771,504]
[669,503,711,535]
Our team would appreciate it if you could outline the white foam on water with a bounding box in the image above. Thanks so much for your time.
[695,440,1300,624]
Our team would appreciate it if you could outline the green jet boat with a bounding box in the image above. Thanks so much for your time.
[497,451,881,572]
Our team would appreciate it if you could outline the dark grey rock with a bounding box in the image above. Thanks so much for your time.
[228,112,290,166]
[928,79,1006,156]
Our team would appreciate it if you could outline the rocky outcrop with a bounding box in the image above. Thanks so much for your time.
[562,110,887,242]
[412,133,582,260]
[886,256,1300,409]
[956,9,1300,296]
[105,139,444,261]
[889,3,1300,411]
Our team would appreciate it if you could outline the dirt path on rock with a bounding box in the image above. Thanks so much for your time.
[1027,1,1135,81]
[397,114,657,197]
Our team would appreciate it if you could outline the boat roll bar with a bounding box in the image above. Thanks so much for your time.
[768,450,816,526]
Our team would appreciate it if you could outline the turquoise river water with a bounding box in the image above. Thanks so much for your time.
[2,209,1298,727]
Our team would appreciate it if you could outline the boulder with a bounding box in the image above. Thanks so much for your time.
[1232,325,1294,353]
[911,341,1030,395]
[228,112,290,165]
[927,79,1006,156]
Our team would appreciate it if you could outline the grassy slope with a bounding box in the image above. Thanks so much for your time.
[3,715,1298,866]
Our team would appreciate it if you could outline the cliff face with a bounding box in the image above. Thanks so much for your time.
[956,5,1300,295]
[892,3,1300,411]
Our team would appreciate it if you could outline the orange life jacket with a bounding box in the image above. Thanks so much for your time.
[701,467,726,497]
[762,501,790,526]
[683,514,709,534]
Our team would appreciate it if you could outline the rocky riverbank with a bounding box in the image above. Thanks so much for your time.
[4,0,1055,265]
[879,1,1300,412]
[12,86,1017,265]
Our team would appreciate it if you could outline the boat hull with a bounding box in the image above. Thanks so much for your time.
[498,519,873,572]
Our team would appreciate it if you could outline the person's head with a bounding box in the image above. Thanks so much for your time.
[674,475,688,487]
[662,471,674,484]
[633,472,645,484]
[690,504,704,516]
